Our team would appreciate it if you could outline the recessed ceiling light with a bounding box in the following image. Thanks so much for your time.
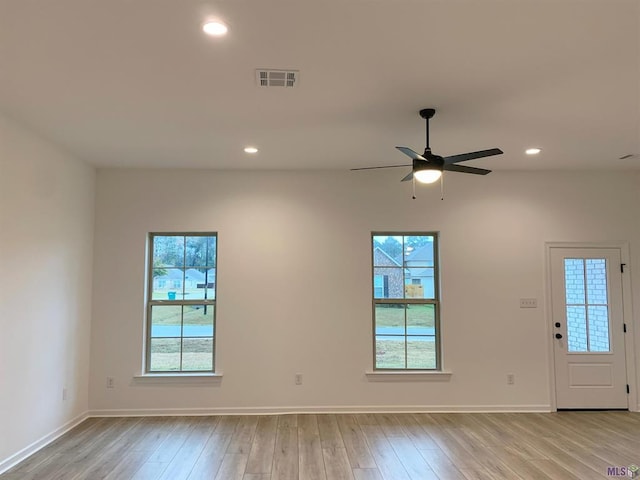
[525,148,542,155]
[244,146,258,154]
[202,21,228,37]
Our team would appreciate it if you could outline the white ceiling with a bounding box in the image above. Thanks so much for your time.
[1,0,639,172]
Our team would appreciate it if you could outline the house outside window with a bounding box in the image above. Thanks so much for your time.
[372,233,440,370]
[147,233,217,372]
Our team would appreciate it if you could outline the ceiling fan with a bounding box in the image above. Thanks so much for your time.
[352,108,503,184]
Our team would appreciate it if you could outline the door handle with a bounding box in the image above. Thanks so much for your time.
[555,333,563,339]
[555,322,561,328]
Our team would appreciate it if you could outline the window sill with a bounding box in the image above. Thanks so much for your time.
[132,373,223,385]
[365,371,453,382]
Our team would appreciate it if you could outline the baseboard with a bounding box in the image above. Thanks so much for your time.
[0,411,89,475]
[89,404,551,417]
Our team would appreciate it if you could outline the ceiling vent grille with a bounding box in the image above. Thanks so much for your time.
[256,69,299,88]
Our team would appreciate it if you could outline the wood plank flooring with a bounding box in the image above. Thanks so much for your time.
[2,411,640,479]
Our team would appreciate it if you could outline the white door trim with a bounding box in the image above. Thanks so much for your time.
[545,241,637,411]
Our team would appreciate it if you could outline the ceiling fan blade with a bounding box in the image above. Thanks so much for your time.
[396,146,427,161]
[443,148,503,165]
[351,164,411,171]
[400,171,413,182]
[444,164,491,175]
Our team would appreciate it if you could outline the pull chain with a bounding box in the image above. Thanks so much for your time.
[440,172,444,200]
[412,175,416,200]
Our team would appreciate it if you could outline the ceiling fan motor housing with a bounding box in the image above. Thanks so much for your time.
[414,157,442,172]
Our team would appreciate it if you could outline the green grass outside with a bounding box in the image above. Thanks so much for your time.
[149,303,434,370]
[375,304,436,368]
[374,304,434,328]
[150,304,214,326]
[150,338,213,371]
[149,306,214,371]
[375,339,436,369]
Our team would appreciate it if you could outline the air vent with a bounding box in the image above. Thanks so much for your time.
[256,69,299,88]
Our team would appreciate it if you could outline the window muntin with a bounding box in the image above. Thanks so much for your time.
[147,233,217,372]
[372,233,440,370]
[564,257,610,353]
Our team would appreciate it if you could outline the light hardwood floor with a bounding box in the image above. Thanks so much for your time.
[2,412,640,479]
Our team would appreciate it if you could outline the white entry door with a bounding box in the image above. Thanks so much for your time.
[549,247,628,409]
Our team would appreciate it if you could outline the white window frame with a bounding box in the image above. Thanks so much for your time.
[372,232,441,371]
[146,232,217,373]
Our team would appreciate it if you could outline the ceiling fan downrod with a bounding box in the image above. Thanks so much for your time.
[419,108,436,153]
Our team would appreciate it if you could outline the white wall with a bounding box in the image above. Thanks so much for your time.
[90,168,640,413]
[0,114,95,469]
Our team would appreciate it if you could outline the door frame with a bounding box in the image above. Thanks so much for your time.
[545,241,638,411]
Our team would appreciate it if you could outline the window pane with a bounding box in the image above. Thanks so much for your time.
[373,236,403,266]
[206,269,216,300]
[407,337,436,369]
[564,259,585,304]
[186,236,214,267]
[152,268,185,300]
[375,336,405,369]
[182,338,213,371]
[375,304,405,335]
[567,306,587,352]
[183,304,214,337]
[372,268,403,298]
[586,259,607,304]
[407,304,435,335]
[373,275,384,298]
[588,306,610,352]
[183,268,210,300]
[150,305,182,338]
[149,338,181,371]
[404,268,435,298]
[153,236,185,267]
[207,236,217,267]
[403,236,434,267]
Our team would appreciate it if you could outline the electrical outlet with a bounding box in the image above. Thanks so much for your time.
[295,373,303,385]
[519,298,537,308]
[106,377,115,389]
[507,373,515,385]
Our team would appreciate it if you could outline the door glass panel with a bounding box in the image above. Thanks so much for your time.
[587,306,610,352]
[586,259,607,304]
[566,306,588,352]
[564,258,610,353]
[564,259,585,304]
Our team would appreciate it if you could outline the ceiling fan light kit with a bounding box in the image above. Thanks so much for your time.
[352,107,503,195]
[413,166,442,184]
